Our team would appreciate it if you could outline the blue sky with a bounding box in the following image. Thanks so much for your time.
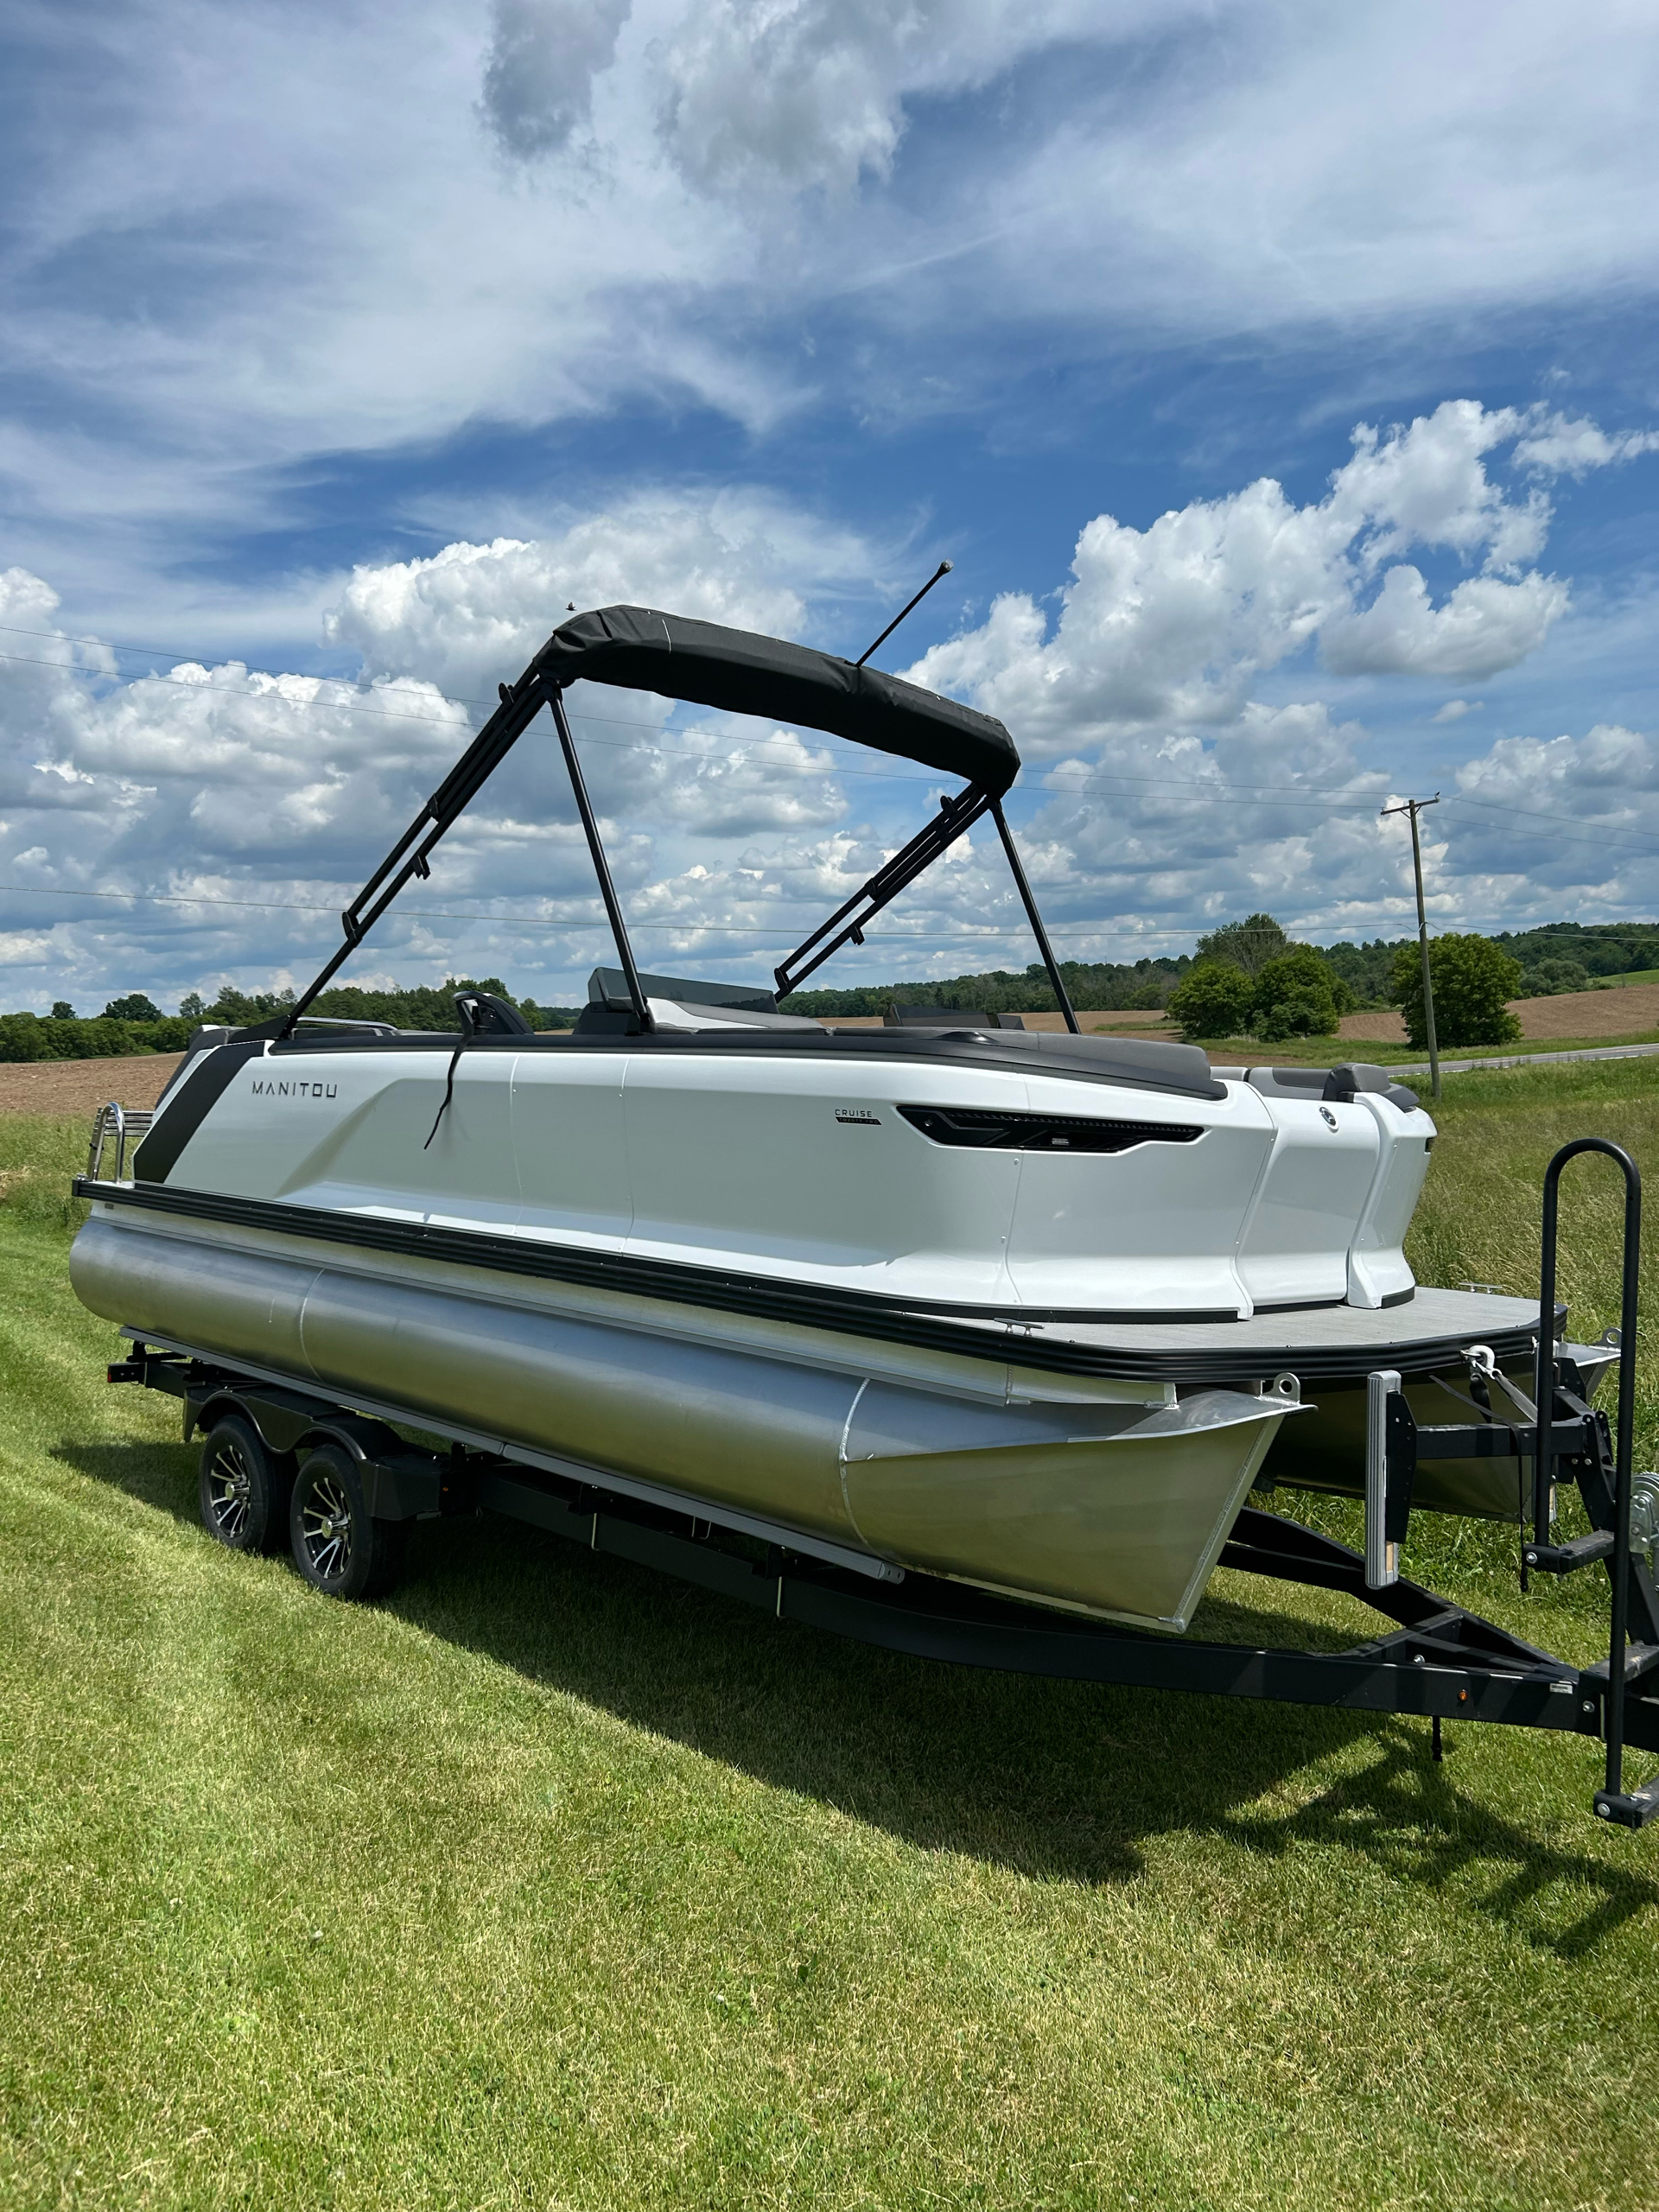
[3,0,1658,1011]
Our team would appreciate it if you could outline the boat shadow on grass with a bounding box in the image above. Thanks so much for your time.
[62,1435,1659,1954]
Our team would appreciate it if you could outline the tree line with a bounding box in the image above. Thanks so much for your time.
[2,914,1653,1058]
[0,980,581,1062]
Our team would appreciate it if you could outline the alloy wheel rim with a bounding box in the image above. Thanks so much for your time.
[299,1469,353,1581]
[205,1436,254,1541]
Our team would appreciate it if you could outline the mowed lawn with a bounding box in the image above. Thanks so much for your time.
[1,1067,1656,2211]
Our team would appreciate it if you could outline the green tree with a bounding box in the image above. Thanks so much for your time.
[178,992,206,1020]
[1195,912,1290,976]
[50,1000,75,1019]
[104,993,162,1021]
[0,1013,50,1062]
[1168,960,1255,1039]
[1250,947,1341,1038]
[1517,957,1589,998]
[1389,933,1522,1048]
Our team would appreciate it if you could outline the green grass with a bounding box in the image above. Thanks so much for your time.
[1597,968,1659,988]
[2,1066,1657,2210]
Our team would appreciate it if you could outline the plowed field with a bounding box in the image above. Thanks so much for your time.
[0,1052,184,1117]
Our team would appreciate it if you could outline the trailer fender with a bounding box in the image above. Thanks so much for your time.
[187,1382,444,1522]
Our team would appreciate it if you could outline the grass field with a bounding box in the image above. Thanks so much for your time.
[2,1065,1656,2210]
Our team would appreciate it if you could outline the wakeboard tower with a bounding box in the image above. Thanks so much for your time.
[71,604,1656,1825]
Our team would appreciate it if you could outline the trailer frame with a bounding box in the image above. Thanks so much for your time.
[106,1300,1659,1830]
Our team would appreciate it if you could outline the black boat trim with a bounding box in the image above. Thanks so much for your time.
[258,1026,1230,1103]
[130,1039,266,1185]
[897,1104,1204,1152]
[77,1177,1546,1387]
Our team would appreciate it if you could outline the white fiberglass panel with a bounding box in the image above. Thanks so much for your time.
[165,1045,518,1230]
[276,1052,524,1231]
[1236,1098,1380,1306]
[511,1053,631,1249]
[1346,1096,1434,1307]
[1004,1079,1272,1314]
[154,1044,378,1201]
[621,1052,1021,1301]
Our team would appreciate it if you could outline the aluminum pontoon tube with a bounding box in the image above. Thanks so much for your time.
[70,1211,1294,1631]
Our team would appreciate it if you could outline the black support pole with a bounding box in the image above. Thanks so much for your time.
[989,798,1079,1034]
[550,687,652,1032]
[279,673,552,1038]
[1539,1139,1643,1812]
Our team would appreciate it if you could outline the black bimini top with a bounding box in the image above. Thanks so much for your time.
[528,605,1020,795]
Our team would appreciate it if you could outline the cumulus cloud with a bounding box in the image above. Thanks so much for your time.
[0,505,868,1005]
[481,0,632,159]
[6,415,1659,1009]
[906,403,1586,744]
[1511,412,1659,476]
[1320,568,1567,681]
[326,488,878,699]
[1422,721,1659,915]
[647,0,1134,198]
[1454,721,1659,842]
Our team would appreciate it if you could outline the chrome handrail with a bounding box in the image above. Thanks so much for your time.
[86,1101,155,1182]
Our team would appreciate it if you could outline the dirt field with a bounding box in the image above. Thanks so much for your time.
[1340,982,1659,1045]
[0,1054,184,1117]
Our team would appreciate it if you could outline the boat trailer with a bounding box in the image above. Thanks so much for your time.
[105,1141,1656,1829]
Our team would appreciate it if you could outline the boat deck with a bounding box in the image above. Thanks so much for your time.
[945,1285,1553,1382]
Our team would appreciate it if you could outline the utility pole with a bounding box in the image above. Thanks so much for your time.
[1381,793,1441,1099]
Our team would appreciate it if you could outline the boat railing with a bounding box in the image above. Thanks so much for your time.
[292,1015,400,1037]
[86,1101,154,1183]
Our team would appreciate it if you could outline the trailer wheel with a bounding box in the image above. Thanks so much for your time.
[289,1445,405,1602]
[199,1414,296,1555]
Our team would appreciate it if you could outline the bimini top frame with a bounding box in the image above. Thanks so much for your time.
[277,604,1078,1037]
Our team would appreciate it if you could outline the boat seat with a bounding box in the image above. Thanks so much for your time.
[1248,1063,1419,1111]
[588,966,781,1015]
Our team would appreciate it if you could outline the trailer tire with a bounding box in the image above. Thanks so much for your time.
[289,1445,406,1602]
[199,1414,296,1555]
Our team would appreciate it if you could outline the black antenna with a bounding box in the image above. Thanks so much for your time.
[855,560,953,668]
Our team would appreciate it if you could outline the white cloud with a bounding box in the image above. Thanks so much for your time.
[5,414,1659,1009]
[1426,721,1659,915]
[0,501,870,1004]
[974,2,1659,340]
[1455,721,1659,826]
[646,0,1136,199]
[1433,698,1481,723]
[1511,412,1659,476]
[1319,567,1567,681]
[481,0,632,159]
[6,0,1659,613]
[326,489,879,699]
[905,403,1582,745]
